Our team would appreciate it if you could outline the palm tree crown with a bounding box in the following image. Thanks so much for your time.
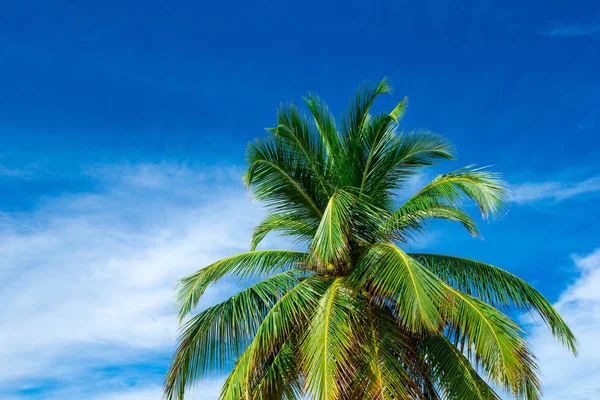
[165,79,576,400]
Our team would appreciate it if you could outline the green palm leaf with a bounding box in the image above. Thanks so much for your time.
[303,93,339,161]
[220,277,327,400]
[300,278,361,400]
[352,305,417,400]
[250,212,318,251]
[251,341,303,400]
[310,190,355,266]
[412,253,577,353]
[177,250,310,319]
[445,288,541,399]
[165,270,303,400]
[351,243,446,333]
[382,202,480,242]
[423,335,501,400]
[403,165,508,220]
[244,138,324,219]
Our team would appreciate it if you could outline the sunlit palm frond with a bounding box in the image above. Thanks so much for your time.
[244,138,324,219]
[303,93,339,163]
[360,129,455,208]
[300,278,362,400]
[310,190,355,267]
[445,288,541,399]
[381,202,480,242]
[220,277,328,400]
[412,253,577,353]
[250,212,318,251]
[351,243,446,333]
[423,334,501,400]
[177,250,310,319]
[352,304,417,400]
[165,270,304,400]
[403,165,508,220]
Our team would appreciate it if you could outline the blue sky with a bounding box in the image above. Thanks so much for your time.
[1,1,599,399]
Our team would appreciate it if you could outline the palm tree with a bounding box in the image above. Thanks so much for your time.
[165,79,576,400]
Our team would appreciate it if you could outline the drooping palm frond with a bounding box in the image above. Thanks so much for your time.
[165,270,304,400]
[300,278,362,400]
[177,250,310,318]
[444,288,541,399]
[412,253,577,353]
[250,212,318,251]
[351,243,447,333]
[251,341,304,400]
[423,334,501,400]
[352,304,417,400]
[401,165,509,220]
[220,277,328,400]
[382,202,481,243]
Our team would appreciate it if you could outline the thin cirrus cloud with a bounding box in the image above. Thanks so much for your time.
[510,176,600,203]
[542,23,600,37]
[0,163,261,399]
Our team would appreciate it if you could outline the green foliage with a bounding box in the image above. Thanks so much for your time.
[165,79,576,400]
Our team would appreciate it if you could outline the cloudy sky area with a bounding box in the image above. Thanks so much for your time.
[1,1,599,399]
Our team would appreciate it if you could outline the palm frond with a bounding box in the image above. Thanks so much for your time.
[359,129,455,208]
[445,288,541,399]
[251,341,304,400]
[341,78,392,139]
[164,270,303,400]
[177,250,310,319]
[412,253,577,353]
[389,96,408,123]
[310,190,355,266]
[303,93,339,162]
[269,103,330,196]
[251,212,318,251]
[244,138,324,219]
[382,202,480,242]
[405,165,508,220]
[220,276,328,400]
[353,304,417,400]
[300,278,362,400]
[423,335,501,400]
[351,243,446,333]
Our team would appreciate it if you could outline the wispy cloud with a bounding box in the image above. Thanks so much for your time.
[543,23,600,37]
[528,249,600,399]
[510,177,600,203]
[0,165,33,178]
[578,108,600,131]
[0,163,261,398]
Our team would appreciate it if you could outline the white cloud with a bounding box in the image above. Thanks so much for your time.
[89,379,224,400]
[542,23,600,37]
[578,108,600,131]
[0,163,262,397]
[510,177,600,203]
[528,249,600,399]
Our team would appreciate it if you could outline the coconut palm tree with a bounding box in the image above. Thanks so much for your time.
[165,79,576,400]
